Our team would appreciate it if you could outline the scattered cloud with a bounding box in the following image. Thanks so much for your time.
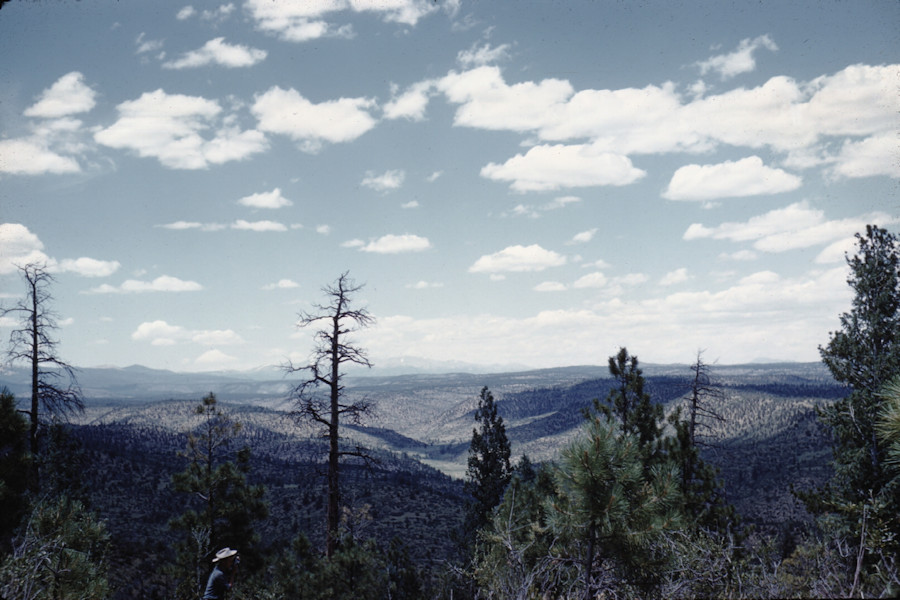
[684,200,898,253]
[663,156,802,201]
[359,234,432,254]
[660,268,690,286]
[95,89,267,169]
[406,281,444,289]
[0,138,81,175]
[163,37,267,69]
[24,72,96,118]
[534,281,567,292]
[573,271,607,289]
[57,257,121,278]
[829,133,900,179]
[262,278,300,290]
[238,188,292,209]
[232,219,287,232]
[0,224,119,277]
[244,0,438,42]
[316,225,331,235]
[131,320,185,346]
[252,86,376,152]
[135,32,164,55]
[457,42,511,67]
[401,200,419,209]
[720,250,758,262]
[361,169,405,192]
[421,61,899,180]
[508,195,582,218]
[569,228,598,244]
[696,35,778,80]
[470,244,566,273]
[481,144,646,192]
[132,320,242,348]
[426,171,443,182]
[363,266,848,366]
[383,80,435,121]
[194,349,239,369]
[158,221,227,232]
[86,275,203,294]
[176,6,195,20]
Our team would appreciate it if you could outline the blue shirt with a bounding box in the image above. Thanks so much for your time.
[202,564,231,599]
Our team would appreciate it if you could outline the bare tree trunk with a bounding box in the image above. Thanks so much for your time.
[29,280,40,488]
[327,313,341,557]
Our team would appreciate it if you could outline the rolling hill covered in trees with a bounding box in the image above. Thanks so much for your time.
[1,359,842,597]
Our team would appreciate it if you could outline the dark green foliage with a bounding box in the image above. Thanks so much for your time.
[36,423,88,504]
[0,388,30,551]
[810,225,900,592]
[169,393,269,599]
[878,376,900,471]
[258,533,423,600]
[596,347,665,463]
[463,386,512,554]
[0,495,110,600]
[474,459,557,597]
[550,413,683,597]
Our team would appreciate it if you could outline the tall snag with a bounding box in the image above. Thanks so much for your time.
[285,272,374,557]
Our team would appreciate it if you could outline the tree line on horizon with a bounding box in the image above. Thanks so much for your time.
[0,225,898,599]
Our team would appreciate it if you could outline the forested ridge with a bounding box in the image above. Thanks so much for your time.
[1,225,898,598]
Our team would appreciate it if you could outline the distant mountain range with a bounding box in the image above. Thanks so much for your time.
[0,360,836,405]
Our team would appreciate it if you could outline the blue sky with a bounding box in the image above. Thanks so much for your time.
[1,0,898,373]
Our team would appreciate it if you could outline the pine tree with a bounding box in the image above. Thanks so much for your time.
[597,347,664,462]
[0,388,30,552]
[811,225,900,593]
[549,413,682,598]
[169,393,268,599]
[474,458,558,598]
[463,386,512,553]
[878,376,900,471]
[0,495,110,600]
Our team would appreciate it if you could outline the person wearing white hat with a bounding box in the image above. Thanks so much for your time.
[202,547,239,599]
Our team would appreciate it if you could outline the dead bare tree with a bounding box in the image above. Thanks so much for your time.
[685,350,726,451]
[2,263,82,464]
[283,272,374,557]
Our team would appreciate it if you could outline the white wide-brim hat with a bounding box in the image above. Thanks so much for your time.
[212,547,238,562]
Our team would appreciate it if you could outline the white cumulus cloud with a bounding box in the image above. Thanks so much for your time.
[0,224,119,277]
[163,37,267,69]
[470,244,566,273]
[481,144,646,192]
[95,89,267,169]
[238,188,293,209]
[361,169,405,192]
[252,86,377,152]
[696,35,779,80]
[664,156,802,201]
[360,234,432,254]
[683,200,898,254]
[24,72,96,118]
[86,275,203,294]
[262,279,300,290]
[244,0,437,42]
[231,219,287,232]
